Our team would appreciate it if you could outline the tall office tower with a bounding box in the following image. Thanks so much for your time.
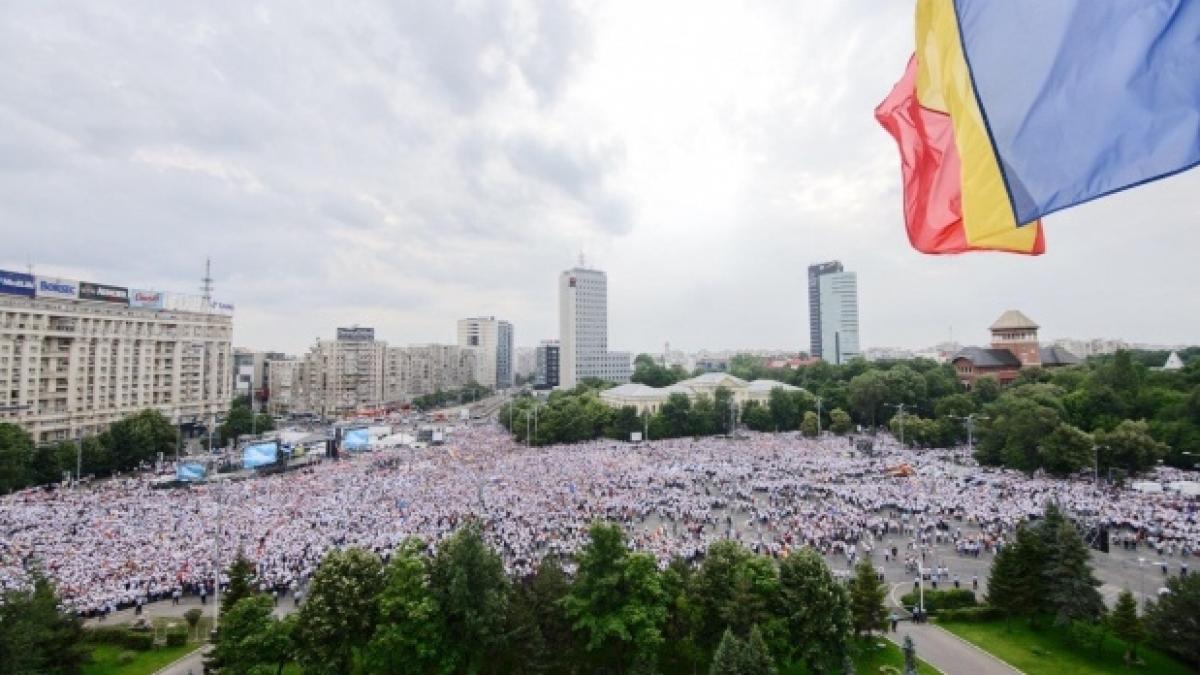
[808,261,860,365]
[558,262,631,389]
[296,326,388,415]
[808,261,843,360]
[534,339,560,389]
[456,316,514,390]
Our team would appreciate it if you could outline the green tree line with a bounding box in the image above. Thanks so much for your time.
[207,522,891,674]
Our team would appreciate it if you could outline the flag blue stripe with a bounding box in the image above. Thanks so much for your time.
[954,0,1200,223]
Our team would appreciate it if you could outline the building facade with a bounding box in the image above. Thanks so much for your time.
[951,310,1080,388]
[558,264,631,389]
[264,356,298,415]
[535,339,560,389]
[384,344,478,402]
[0,270,233,443]
[808,261,860,364]
[296,327,387,415]
[456,316,514,390]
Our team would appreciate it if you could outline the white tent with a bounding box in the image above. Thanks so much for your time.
[1131,481,1164,494]
[1167,481,1200,497]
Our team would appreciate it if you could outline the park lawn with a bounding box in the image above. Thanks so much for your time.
[939,620,1192,675]
[779,637,941,674]
[83,643,198,675]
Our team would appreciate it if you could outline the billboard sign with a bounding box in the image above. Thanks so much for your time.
[630,432,643,443]
[35,276,79,300]
[242,441,279,469]
[129,288,165,309]
[210,300,235,316]
[341,427,371,452]
[79,282,129,305]
[0,269,35,298]
[175,462,207,482]
[163,293,210,313]
[337,327,375,341]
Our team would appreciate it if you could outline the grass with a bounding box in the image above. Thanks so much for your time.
[83,643,198,675]
[779,637,941,674]
[938,619,1192,675]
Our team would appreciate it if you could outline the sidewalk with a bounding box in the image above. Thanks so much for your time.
[887,622,1023,675]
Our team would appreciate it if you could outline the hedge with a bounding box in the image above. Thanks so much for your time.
[165,628,188,647]
[899,588,978,613]
[85,626,156,651]
[937,606,1003,623]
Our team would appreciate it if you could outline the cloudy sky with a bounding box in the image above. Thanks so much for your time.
[2,1,1197,355]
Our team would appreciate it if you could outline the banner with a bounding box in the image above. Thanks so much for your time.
[337,327,375,341]
[342,427,370,452]
[175,462,207,482]
[163,293,210,313]
[242,441,279,469]
[79,281,129,305]
[0,269,35,298]
[35,276,79,300]
[129,289,164,309]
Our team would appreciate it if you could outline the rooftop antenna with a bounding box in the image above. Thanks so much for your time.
[201,257,214,302]
[578,250,586,268]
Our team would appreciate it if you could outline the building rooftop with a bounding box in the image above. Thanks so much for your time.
[952,346,1022,368]
[1039,346,1081,366]
[990,310,1039,332]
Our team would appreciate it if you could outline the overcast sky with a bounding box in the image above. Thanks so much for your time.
[2,1,1197,355]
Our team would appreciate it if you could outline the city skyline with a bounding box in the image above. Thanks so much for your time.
[2,2,1198,356]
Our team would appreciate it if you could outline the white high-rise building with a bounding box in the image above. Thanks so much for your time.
[558,263,631,389]
[815,268,860,364]
[456,317,514,390]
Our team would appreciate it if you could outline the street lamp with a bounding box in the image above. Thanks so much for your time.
[885,403,907,446]
[815,396,822,436]
[951,414,989,456]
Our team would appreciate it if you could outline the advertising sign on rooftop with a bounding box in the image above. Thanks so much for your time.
[35,276,79,300]
[129,289,164,309]
[337,327,375,341]
[79,282,129,305]
[0,269,35,298]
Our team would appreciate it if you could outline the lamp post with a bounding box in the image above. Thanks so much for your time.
[885,403,907,446]
[951,414,988,456]
[815,396,822,436]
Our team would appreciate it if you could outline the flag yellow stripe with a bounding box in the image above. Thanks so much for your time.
[914,0,1040,251]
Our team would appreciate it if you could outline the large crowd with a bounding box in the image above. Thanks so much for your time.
[1,425,1198,616]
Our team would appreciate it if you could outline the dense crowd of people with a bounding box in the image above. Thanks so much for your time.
[1,425,1198,616]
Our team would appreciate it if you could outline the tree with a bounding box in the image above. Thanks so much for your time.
[1096,420,1169,475]
[102,409,176,474]
[660,393,694,438]
[221,550,257,617]
[741,401,774,433]
[975,394,1062,471]
[565,523,667,674]
[984,540,1025,625]
[1039,424,1094,476]
[207,595,293,674]
[710,628,744,675]
[26,442,64,487]
[428,522,511,674]
[365,538,443,674]
[0,571,87,675]
[219,399,275,448]
[660,558,703,674]
[503,556,576,674]
[778,548,852,673]
[740,624,776,675]
[800,411,819,437]
[1145,573,1200,667]
[848,370,887,429]
[849,558,887,636]
[828,408,853,435]
[1044,522,1104,627]
[293,547,384,673]
[987,523,1049,621]
[1109,589,1144,662]
[768,387,801,431]
[0,423,33,493]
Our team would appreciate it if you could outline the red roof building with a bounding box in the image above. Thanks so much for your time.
[951,310,1079,388]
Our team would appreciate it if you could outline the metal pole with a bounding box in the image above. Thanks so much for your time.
[816,397,822,436]
[917,557,925,615]
[76,439,82,486]
[213,482,223,633]
[533,404,539,444]
[644,411,649,442]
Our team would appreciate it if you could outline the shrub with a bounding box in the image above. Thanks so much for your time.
[937,606,1002,623]
[165,628,188,647]
[122,630,155,651]
[899,588,978,613]
[85,626,158,651]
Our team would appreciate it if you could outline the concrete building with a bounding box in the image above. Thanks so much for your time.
[951,310,1080,388]
[600,373,801,414]
[0,270,233,443]
[808,261,860,364]
[558,263,631,389]
[264,357,298,415]
[384,344,478,402]
[457,317,514,390]
[535,340,560,389]
[515,346,537,382]
[232,349,286,411]
[296,327,387,416]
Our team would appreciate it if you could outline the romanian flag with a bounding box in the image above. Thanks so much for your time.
[879,0,1200,254]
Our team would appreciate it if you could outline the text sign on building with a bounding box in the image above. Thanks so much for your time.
[79,282,130,305]
[35,276,79,300]
[210,300,234,316]
[337,327,375,341]
[129,289,164,309]
[0,269,35,297]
